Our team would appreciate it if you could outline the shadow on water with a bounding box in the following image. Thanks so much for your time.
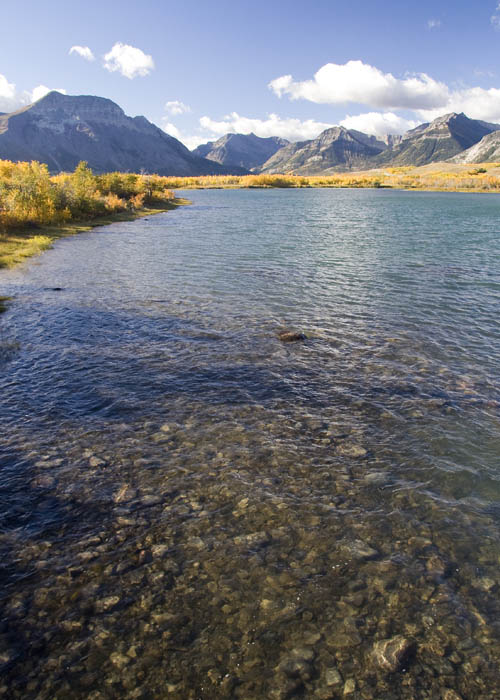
[0,442,133,697]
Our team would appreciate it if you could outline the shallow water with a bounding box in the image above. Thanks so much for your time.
[1,188,500,699]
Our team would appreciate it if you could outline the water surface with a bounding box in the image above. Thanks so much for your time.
[1,189,500,699]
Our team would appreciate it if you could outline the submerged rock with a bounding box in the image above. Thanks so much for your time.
[278,330,307,342]
[372,635,414,672]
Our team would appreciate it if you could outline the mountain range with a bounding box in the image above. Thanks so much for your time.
[0,91,230,176]
[0,92,499,176]
[192,133,289,171]
[257,113,500,174]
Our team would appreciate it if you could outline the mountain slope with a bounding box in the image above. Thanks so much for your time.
[450,129,500,163]
[258,127,387,174]
[192,133,289,171]
[373,113,499,167]
[0,92,232,176]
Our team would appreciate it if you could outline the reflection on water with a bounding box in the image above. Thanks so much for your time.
[0,189,500,698]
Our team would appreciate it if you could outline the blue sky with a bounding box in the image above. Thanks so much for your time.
[2,0,500,147]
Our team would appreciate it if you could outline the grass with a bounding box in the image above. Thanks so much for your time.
[0,199,189,269]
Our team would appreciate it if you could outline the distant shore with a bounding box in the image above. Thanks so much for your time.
[161,162,500,193]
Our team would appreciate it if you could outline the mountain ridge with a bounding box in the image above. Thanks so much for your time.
[192,133,289,171]
[0,91,236,176]
[255,112,500,174]
[1,93,499,176]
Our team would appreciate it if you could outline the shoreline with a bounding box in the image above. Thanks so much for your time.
[0,198,190,271]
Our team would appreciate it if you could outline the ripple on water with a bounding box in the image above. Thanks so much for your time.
[0,189,500,698]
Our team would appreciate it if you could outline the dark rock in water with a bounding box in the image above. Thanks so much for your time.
[278,330,307,342]
[372,636,414,672]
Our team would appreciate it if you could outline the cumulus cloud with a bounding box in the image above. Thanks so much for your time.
[339,112,418,138]
[69,45,95,61]
[103,42,154,79]
[269,60,450,110]
[199,112,333,141]
[416,86,500,123]
[165,100,191,116]
[162,121,182,140]
[0,74,66,112]
[0,73,17,111]
[29,85,67,103]
[427,19,441,30]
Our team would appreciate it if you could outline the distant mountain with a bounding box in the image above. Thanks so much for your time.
[258,127,388,174]
[373,113,499,167]
[257,113,499,174]
[192,133,289,171]
[450,129,500,163]
[0,92,234,176]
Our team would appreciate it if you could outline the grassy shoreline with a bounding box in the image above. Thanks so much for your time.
[0,198,189,270]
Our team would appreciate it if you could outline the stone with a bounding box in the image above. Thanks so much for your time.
[372,636,414,672]
[95,596,120,613]
[426,555,448,577]
[89,456,106,468]
[343,679,356,695]
[337,442,367,458]
[278,330,307,342]
[344,539,379,560]
[325,668,343,686]
[442,691,463,700]
[110,652,130,669]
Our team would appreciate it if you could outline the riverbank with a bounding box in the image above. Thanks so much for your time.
[0,199,189,270]
[0,159,190,269]
[161,162,500,192]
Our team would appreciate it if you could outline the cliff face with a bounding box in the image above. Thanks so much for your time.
[450,130,500,164]
[192,133,289,171]
[258,127,388,174]
[0,92,232,176]
[373,113,499,167]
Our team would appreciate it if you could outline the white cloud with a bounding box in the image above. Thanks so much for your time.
[69,45,95,61]
[427,19,441,30]
[103,42,154,79]
[339,112,418,138]
[165,100,191,116]
[416,86,500,124]
[269,60,450,110]
[0,74,66,112]
[0,73,17,111]
[199,112,333,141]
[162,121,182,140]
[29,85,67,103]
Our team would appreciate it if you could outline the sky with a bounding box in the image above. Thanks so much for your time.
[2,0,500,148]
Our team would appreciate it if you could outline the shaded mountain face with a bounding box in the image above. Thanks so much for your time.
[258,127,388,174]
[0,92,234,176]
[192,133,289,171]
[450,129,500,164]
[373,113,499,167]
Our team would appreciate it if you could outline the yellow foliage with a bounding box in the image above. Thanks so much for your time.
[0,160,176,232]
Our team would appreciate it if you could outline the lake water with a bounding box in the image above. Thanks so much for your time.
[1,188,500,699]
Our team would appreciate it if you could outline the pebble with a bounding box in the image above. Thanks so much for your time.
[89,456,106,468]
[337,443,367,458]
[325,668,343,686]
[372,636,414,672]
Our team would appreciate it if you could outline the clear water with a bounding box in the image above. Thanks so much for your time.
[0,188,500,699]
